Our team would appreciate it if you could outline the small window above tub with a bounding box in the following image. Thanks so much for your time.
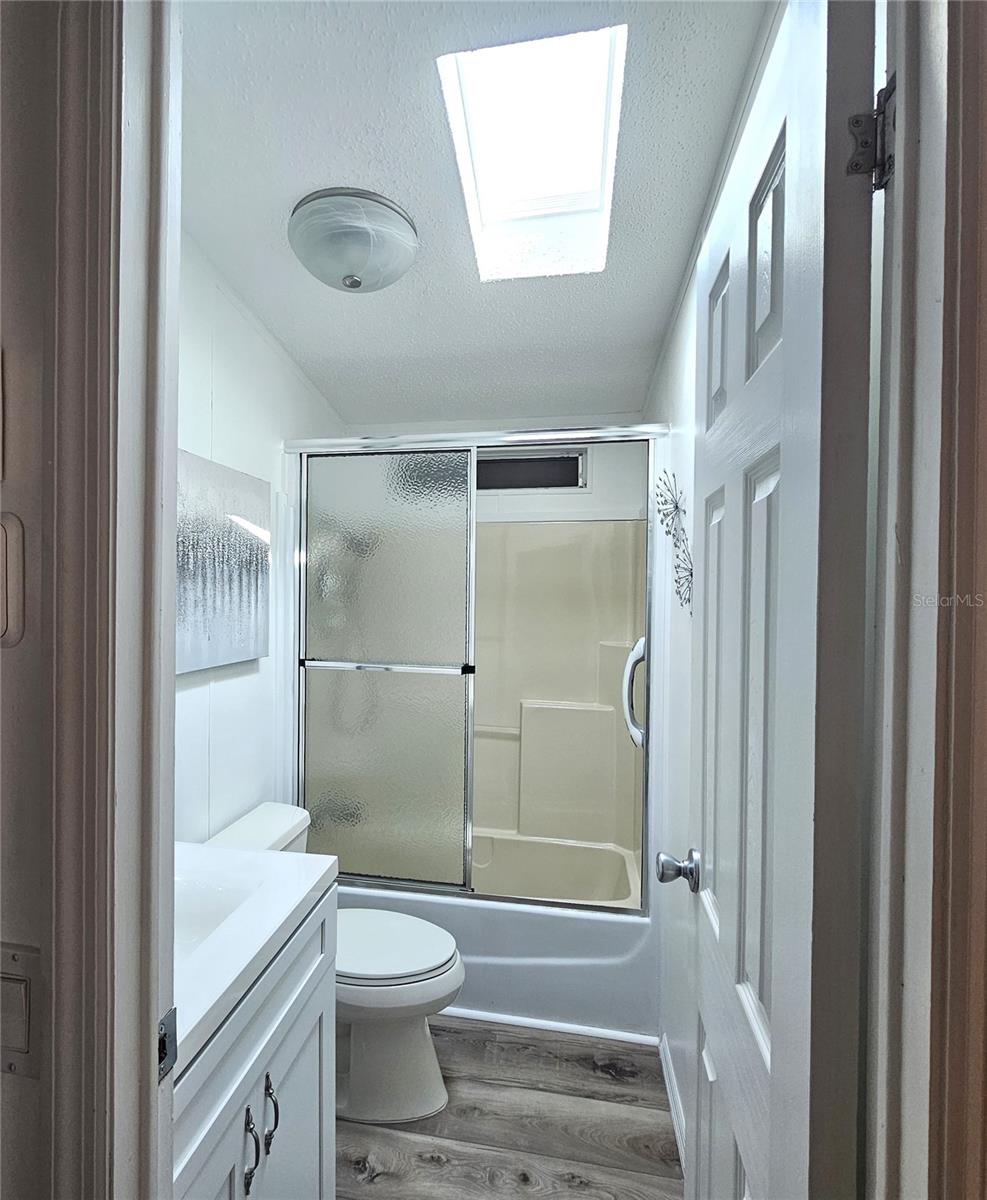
[476,451,586,492]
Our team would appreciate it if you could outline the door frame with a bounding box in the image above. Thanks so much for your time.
[802,3,876,1192]
[46,1,181,1197]
[928,1,987,1194]
[864,3,963,1197]
[42,0,981,1193]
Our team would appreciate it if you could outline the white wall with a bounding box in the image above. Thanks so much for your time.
[175,236,346,842]
[645,273,698,1159]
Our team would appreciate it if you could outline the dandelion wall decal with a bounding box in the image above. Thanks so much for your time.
[674,541,694,610]
[656,471,687,546]
[656,470,693,611]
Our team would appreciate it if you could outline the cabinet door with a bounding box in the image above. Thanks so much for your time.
[256,975,335,1200]
[178,1086,264,1200]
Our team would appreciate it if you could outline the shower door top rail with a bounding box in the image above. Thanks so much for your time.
[285,423,669,456]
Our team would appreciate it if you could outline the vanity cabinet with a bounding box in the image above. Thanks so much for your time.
[174,886,336,1200]
[177,1086,258,1200]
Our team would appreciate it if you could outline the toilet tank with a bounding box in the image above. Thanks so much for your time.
[207,802,311,853]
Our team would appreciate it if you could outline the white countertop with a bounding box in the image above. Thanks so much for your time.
[174,842,337,1072]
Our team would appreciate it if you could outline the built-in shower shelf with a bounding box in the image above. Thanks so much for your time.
[474,723,521,739]
[518,700,618,845]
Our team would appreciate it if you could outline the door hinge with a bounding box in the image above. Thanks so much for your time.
[847,72,897,191]
[158,1007,177,1082]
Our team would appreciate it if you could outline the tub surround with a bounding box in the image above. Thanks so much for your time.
[474,517,646,905]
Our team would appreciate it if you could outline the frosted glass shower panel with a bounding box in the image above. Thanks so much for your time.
[305,451,470,665]
[304,668,467,884]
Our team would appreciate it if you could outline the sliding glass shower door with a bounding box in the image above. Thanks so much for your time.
[301,450,472,886]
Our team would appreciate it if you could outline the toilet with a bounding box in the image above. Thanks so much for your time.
[335,908,465,1124]
[206,800,312,853]
[208,804,466,1125]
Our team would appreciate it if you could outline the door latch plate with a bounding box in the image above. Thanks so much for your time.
[158,1006,177,1082]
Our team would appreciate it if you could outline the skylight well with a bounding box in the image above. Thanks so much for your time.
[437,25,627,282]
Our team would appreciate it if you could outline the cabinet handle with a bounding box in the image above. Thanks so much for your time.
[264,1072,281,1155]
[244,1105,261,1195]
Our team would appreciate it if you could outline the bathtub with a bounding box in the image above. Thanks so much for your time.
[339,836,655,1039]
[471,829,641,908]
[339,878,657,1038]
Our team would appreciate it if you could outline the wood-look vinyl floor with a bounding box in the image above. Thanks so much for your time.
[337,1016,684,1199]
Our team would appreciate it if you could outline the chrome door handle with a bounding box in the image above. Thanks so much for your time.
[621,636,647,747]
[656,849,701,893]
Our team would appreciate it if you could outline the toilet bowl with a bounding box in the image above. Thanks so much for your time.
[336,908,465,1124]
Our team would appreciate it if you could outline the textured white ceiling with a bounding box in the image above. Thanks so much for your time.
[182,1,767,427]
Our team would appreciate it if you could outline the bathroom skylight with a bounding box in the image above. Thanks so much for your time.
[437,25,627,282]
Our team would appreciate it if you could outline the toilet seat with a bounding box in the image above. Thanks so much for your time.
[337,909,459,987]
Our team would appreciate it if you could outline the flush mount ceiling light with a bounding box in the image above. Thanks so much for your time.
[437,25,627,282]
[287,188,418,293]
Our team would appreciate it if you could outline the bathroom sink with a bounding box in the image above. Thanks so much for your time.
[174,874,255,959]
[173,841,337,1073]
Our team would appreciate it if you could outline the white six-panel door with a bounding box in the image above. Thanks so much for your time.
[678,3,875,1197]
[690,18,786,1196]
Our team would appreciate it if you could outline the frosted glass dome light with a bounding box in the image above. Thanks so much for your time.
[288,188,418,294]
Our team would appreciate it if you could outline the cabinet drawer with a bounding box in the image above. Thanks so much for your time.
[174,886,336,1181]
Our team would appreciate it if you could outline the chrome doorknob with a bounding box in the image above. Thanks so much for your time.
[656,848,701,893]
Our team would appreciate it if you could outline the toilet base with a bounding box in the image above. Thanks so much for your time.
[336,1016,449,1124]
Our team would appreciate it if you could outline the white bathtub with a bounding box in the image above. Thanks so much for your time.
[471,830,641,908]
[339,838,657,1039]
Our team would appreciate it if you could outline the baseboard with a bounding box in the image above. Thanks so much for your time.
[441,1004,661,1047]
[659,1033,688,1171]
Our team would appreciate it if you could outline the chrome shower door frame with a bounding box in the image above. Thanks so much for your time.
[289,425,665,915]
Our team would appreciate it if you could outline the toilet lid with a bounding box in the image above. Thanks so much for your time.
[336,909,458,985]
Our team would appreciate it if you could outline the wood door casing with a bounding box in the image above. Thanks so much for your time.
[930,2,987,1194]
